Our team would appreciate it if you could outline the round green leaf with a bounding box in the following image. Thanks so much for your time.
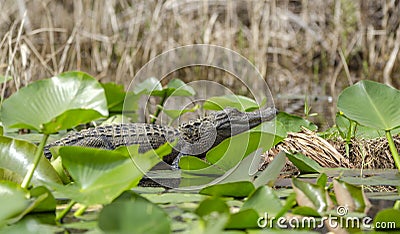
[373,208,400,230]
[276,112,318,132]
[101,82,126,110]
[47,144,170,205]
[0,136,62,185]
[1,71,108,134]
[203,95,259,112]
[338,80,400,131]
[225,209,260,229]
[98,199,171,233]
[241,186,283,216]
[195,197,230,217]
[0,181,29,225]
[199,181,255,198]
[133,77,162,95]
[165,78,195,96]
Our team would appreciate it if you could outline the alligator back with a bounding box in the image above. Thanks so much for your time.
[43,123,180,163]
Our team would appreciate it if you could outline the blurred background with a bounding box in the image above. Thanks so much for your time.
[1,0,399,128]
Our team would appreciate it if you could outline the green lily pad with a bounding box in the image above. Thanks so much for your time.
[98,198,171,233]
[101,82,126,111]
[373,208,400,230]
[179,156,212,170]
[0,136,61,185]
[199,181,255,198]
[253,151,287,187]
[133,77,162,94]
[292,178,331,213]
[164,78,195,97]
[203,95,260,112]
[195,197,230,217]
[206,131,275,170]
[134,78,195,97]
[225,209,260,229]
[338,80,400,131]
[241,186,283,216]
[276,112,318,132]
[333,179,371,213]
[47,144,170,205]
[1,71,108,134]
[291,206,320,217]
[286,152,322,173]
[0,181,30,226]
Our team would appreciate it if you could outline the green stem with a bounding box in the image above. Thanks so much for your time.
[73,205,88,217]
[150,92,167,124]
[21,134,49,189]
[56,200,76,222]
[385,130,400,171]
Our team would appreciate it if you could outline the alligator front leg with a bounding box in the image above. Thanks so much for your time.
[171,153,183,169]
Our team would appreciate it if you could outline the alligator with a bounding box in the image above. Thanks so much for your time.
[44,107,277,168]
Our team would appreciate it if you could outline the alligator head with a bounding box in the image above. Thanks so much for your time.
[176,106,277,157]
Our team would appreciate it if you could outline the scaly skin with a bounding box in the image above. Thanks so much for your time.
[44,107,277,167]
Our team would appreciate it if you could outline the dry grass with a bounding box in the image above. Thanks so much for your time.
[0,0,399,126]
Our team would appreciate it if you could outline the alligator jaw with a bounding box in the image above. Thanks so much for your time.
[214,107,278,136]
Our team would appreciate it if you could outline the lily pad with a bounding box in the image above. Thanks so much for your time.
[0,181,30,226]
[98,198,171,233]
[199,181,255,198]
[47,144,170,205]
[276,112,318,132]
[195,197,230,217]
[1,71,108,134]
[241,186,283,216]
[292,178,332,213]
[0,136,61,185]
[101,82,126,112]
[225,209,260,229]
[337,80,400,131]
[203,95,260,112]
[286,152,322,173]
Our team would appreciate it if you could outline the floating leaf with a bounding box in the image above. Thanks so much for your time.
[333,179,371,213]
[133,77,162,95]
[276,112,318,132]
[203,95,259,112]
[165,78,195,96]
[0,136,61,185]
[1,71,108,134]
[101,82,126,112]
[199,181,255,198]
[225,209,259,229]
[179,156,212,170]
[253,151,287,187]
[98,198,171,233]
[241,186,283,216]
[206,130,275,171]
[292,178,332,213]
[286,152,322,173]
[195,197,229,217]
[46,144,170,205]
[291,206,320,217]
[0,181,30,226]
[338,80,400,131]
[373,208,400,230]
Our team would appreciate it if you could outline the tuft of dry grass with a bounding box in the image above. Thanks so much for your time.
[0,0,399,126]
